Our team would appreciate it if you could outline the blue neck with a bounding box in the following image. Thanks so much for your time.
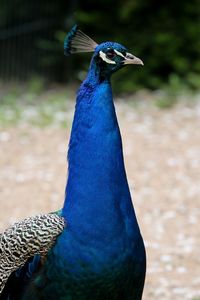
[62,62,137,241]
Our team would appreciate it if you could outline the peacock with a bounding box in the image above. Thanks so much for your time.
[0,25,146,300]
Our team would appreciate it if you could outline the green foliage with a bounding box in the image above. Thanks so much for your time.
[0,0,200,93]
[154,95,177,109]
[0,83,75,127]
[155,75,180,108]
[27,76,45,95]
[75,0,200,92]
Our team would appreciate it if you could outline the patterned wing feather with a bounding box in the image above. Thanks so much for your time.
[0,213,65,295]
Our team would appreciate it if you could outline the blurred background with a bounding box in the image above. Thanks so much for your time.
[0,1,200,300]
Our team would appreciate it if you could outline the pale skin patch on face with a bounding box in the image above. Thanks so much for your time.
[99,50,116,64]
[114,49,126,58]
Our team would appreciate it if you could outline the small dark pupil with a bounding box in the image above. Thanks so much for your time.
[106,50,115,58]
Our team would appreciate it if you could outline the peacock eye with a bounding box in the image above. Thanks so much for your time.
[106,50,116,59]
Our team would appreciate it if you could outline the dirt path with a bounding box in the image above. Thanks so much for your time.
[0,100,200,299]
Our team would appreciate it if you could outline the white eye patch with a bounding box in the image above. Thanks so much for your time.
[114,49,126,58]
[99,51,116,64]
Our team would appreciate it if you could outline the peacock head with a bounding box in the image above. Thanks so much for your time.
[64,25,143,78]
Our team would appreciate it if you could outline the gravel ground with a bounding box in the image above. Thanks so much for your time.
[0,99,200,299]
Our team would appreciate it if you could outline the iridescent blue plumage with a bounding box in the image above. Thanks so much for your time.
[1,26,146,300]
[64,24,78,55]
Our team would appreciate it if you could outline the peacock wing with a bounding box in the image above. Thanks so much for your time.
[0,212,65,295]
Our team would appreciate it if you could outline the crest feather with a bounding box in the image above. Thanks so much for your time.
[64,25,98,56]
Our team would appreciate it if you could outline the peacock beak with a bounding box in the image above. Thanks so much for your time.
[123,53,144,66]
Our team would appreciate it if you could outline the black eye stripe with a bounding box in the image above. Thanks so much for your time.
[105,49,115,59]
[106,49,127,59]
